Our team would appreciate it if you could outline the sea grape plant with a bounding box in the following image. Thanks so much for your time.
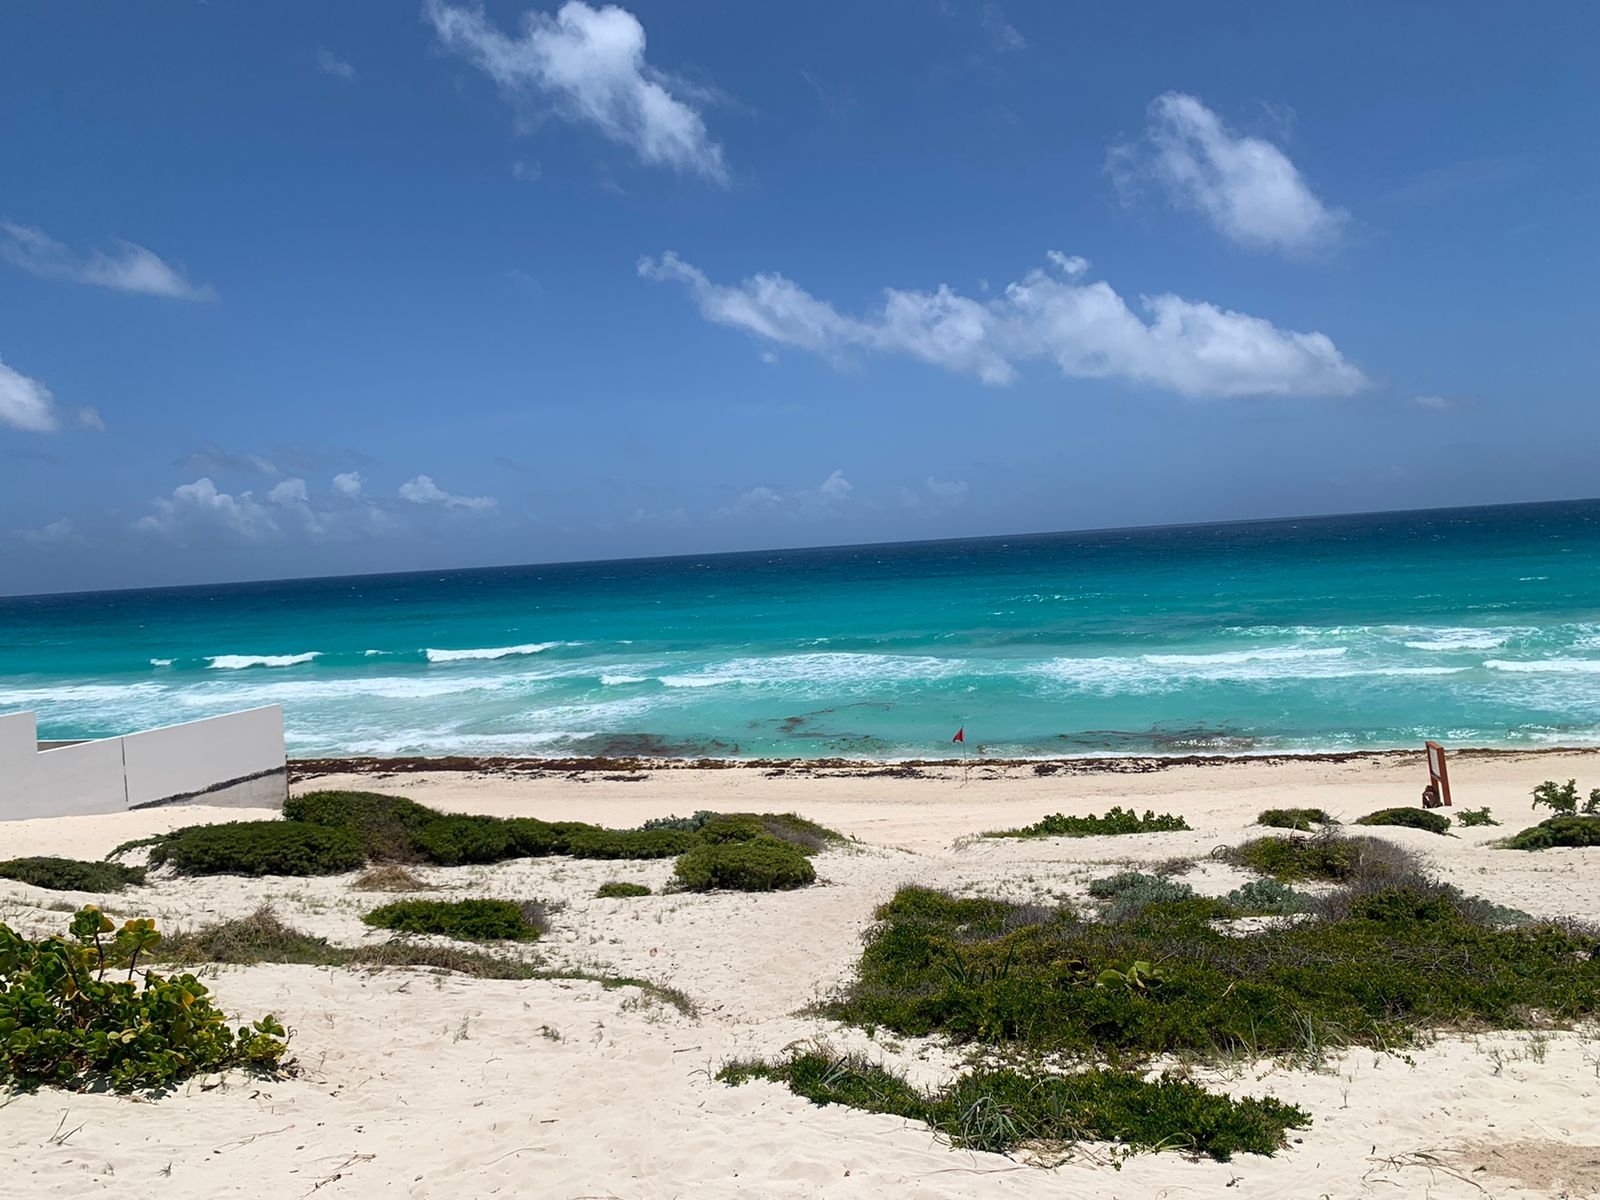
[0,906,289,1092]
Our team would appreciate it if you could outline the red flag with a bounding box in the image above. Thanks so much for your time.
[952,726,965,743]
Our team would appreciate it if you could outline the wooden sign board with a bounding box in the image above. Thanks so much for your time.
[1423,740,1452,808]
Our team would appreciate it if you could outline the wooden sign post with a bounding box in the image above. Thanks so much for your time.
[1423,741,1452,808]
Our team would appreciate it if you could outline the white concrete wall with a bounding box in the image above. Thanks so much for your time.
[0,706,286,822]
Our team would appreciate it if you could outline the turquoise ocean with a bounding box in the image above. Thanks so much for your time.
[4,500,1600,760]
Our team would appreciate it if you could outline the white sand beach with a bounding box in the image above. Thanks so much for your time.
[6,749,1600,1199]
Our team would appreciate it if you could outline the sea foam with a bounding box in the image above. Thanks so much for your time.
[424,642,563,663]
[206,653,320,670]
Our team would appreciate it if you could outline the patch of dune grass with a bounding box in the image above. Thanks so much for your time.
[719,1052,1308,1160]
[827,871,1600,1059]
[0,856,146,893]
[985,807,1190,839]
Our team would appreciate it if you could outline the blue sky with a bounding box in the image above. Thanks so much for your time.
[1,1,1596,595]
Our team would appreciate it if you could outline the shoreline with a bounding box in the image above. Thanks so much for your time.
[289,742,1600,780]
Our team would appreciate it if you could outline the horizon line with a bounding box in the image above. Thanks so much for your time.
[6,492,1598,603]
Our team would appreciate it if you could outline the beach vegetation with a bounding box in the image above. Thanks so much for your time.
[825,868,1590,1060]
[0,907,289,1092]
[0,856,147,893]
[351,864,435,891]
[1256,807,1336,831]
[985,807,1191,839]
[718,1051,1308,1160]
[674,837,816,891]
[1085,872,1230,921]
[362,898,547,941]
[155,907,537,978]
[147,821,365,876]
[1223,878,1312,915]
[564,827,702,860]
[1354,806,1452,835]
[1455,806,1500,828]
[595,881,652,898]
[1531,779,1600,817]
[1503,815,1600,851]
[283,790,439,860]
[1217,831,1417,883]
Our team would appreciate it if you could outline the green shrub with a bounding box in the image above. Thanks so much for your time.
[1224,878,1311,915]
[1085,872,1215,920]
[637,811,716,833]
[1504,816,1600,851]
[1219,833,1416,883]
[1532,779,1600,816]
[986,806,1192,839]
[698,816,766,844]
[1256,808,1335,831]
[362,898,546,941]
[149,821,365,877]
[674,837,816,891]
[0,856,146,893]
[505,817,589,857]
[1354,807,1452,835]
[719,1052,1307,1161]
[595,881,652,899]
[1455,806,1500,828]
[0,907,288,1092]
[826,881,1600,1059]
[565,828,701,860]
[283,790,440,860]
[410,815,518,865]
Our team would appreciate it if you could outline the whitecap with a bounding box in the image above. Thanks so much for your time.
[424,642,562,663]
[205,653,320,670]
[149,658,174,667]
[600,674,649,686]
[1143,646,1348,667]
[1485,658,1600,675]
[363,649,388,657]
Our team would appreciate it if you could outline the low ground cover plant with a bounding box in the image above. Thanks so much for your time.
[157,907,539,979]
[675,837,815,891]
[986,807,1191,839]
[0,856,146,893]
[826,870,1597,1058]
[351,864,434,891]
[1504,816,1600,851]
[148,821,365,876]
[1354,807,1452,835]
[1455,806,1499,828]
[1256,808,1335,831]
[595,881,651,898]
[129,792,844,879]
[719,1051,1308,1160]
[1223,878,1312,915]
[362,898,547,941]
[0,907,288,1092]
[1218,832,1414,883]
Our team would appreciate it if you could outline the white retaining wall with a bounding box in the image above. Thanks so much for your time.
[0,706,287,822]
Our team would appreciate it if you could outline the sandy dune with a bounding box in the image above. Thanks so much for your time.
[5,750,1600,1198]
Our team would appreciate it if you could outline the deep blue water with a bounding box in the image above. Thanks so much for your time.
[4,500,1600,758]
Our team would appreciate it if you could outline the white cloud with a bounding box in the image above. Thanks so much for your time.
[0,220,216,300]
[268,478,310,505]
[899,477,969,510]
[642,250,1368,399]
[76,406,106,432]
[716,470,853,520]
[19,518,81,547]
[399,474,497,511]
[0,354,59,432]
[511,159,542,182]
[1411,394,1452,410]
[318,49,357,80]
[332,470,364,497]
[135,478,278,540]
[425,0,728,184]
[1108,92,1346,256]
[980,4,1026,52]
